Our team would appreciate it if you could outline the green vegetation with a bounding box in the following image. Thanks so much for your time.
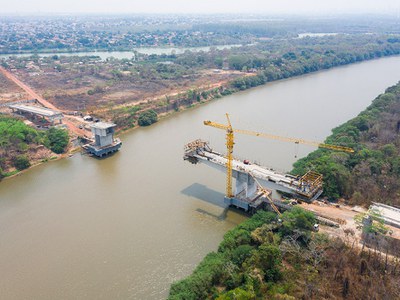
[43,127,69,154]
[169,207,399,299]
[169,82,400,300]
[138,110,158,126]
[0,116,41,150]
[110,105,142,129]
[0,116,41,176]
[12,155,31,170]
[292,82,400,206]
[0,116,69,177]
[355,208,389,235]
[222,34,400,93]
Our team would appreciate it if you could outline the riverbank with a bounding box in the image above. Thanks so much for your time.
[108,53,400,136]
[2,55,400,299]
[168,207,400,299]
[0,115,70,180]
[292,81,400,206]
[2,54,399,181]
[168,81,400,299]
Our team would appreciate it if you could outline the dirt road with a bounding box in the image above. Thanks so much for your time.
[301,201,400,240]
[0,66,86,136]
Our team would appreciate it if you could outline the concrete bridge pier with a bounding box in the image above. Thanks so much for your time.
[234,171,257,198]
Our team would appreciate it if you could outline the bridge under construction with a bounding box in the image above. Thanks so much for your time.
[184,114,354,214]
[9,103,64,125]
[184,139,323,212]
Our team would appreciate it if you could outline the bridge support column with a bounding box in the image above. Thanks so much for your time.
[234,172,257,198]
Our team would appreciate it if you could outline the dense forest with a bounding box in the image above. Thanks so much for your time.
[168,208,400,299]
[292,82,400,207]
[0,116,69,177]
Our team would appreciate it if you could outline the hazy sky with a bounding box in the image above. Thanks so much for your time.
[1,0,400,15]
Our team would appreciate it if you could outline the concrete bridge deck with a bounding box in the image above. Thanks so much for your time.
[9,104,63,123]
[184,140,323,200]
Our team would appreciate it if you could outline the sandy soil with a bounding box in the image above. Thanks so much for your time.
[0,66,87,136]
[0,71,29,103]
[301,200,400,242]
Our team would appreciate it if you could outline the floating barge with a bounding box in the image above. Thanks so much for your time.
[82,122,122,157]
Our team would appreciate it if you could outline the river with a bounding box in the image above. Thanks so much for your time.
[1,56,400,299]
[0,45,240,61]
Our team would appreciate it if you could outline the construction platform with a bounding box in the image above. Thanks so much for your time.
[184,140,323,201]
[83,139,122,157]
[82,122,122,157]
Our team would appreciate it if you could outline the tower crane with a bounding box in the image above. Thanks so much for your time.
[204,113,354,199]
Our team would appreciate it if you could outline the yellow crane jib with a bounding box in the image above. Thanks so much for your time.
[203,113,354,200]
[204,121,355,154]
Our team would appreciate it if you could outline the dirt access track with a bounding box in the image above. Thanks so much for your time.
[300,201,400,240]
[0,66,85,136]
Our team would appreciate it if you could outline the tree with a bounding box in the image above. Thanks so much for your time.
[138,110,158,126]
[258,244,282,281]
[13,155,30,170]
[231,245,254,266]
[280,207,316,237]
[45,128,69,154]
[217,287,256,300]
[354,208,388,235]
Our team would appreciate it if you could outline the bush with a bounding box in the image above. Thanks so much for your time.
[138,110,158,126]
[280,207,315,237]
[257,244,282,282]
[45,128,69,154]
[168,252,226,300]
[231,245,254,266]
[13,155,31,170]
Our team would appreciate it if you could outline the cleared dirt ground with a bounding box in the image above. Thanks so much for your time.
[9,58,245,111]
[301,200,400,240]
[0,72,29,103]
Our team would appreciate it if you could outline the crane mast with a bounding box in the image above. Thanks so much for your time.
[225,114,234,198]
[203,113,354,199]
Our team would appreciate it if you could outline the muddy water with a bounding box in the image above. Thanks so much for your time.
[1,56,400,299]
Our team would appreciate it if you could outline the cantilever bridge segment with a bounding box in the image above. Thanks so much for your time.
[184,140,323,203]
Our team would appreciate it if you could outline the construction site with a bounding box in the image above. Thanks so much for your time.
[184,113,400,241]
[0,65,122,158]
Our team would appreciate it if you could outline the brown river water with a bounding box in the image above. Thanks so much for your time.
[1,56,400,299]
